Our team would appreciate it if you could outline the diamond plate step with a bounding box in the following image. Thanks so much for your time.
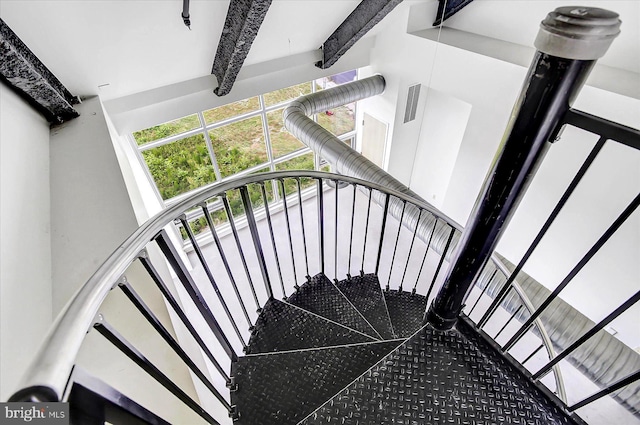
[287,273,379,339]
[300,322,580,425]
[232,339,403,425]
[384,290,427,338]
[335,274,394,339]
[247,298,375,354]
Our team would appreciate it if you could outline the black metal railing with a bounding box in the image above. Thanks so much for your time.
[463,110,640,414]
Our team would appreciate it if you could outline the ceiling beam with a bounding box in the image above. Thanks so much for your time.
[0,18,79,124]
[211,0,273,97]
[433,0,476,26]
[317,0,403,70]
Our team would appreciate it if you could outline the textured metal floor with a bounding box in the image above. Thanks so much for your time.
[287,273,379,338]
[300,322,579,425]
[247,298,374,354]
[336,274,395,339]
[234,273,581,425]
[232,340,403,424]
[384,289,427,338]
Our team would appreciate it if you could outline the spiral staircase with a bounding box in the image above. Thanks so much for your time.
[233,272,573,424]
[8,6,640,425]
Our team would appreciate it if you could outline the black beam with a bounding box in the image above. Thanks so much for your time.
[0,18,78,124]
[433,0,477,27]
[425,7,621,330]
[317,0,403,69]
[212,0,273,96]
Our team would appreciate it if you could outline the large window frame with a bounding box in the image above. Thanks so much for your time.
[130,71,358,208]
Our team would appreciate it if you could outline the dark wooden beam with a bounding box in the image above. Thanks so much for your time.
[0,18,79,124]
[317,0,403,70]
[211,0,273,96]
[433,0,476,26]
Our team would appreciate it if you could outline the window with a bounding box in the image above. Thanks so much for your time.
[133,70,358,206]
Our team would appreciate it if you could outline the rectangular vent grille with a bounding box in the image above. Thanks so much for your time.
[403,84,421,123]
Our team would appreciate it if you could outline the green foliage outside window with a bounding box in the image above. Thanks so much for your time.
[142,134,216,200]
[316,104,355,136]
[209,116,268,178]
[276,152,316,195]
[133,114,200,146]
[267,109,305,158]
[203,97,260,124]
[263,82,312,107]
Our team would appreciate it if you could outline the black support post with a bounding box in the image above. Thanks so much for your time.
[426,7,621,330]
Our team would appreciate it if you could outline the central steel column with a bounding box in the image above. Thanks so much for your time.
[426,7,621,330]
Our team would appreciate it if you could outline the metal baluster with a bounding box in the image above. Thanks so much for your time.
[179,216,246,349]
[388,200,407,290]
[376,193,391,285]
[137,251,230,381]
[468,269,498,316]
[239,185,273,300]
[413,219,438,295]
[260,182,285,298]
[296,178,311,281]
[399,208,423,291]
[94,317,225,423]
[118,279,232,407]
[347,184,357,279]
[155,230,237,362]
[278,179,299,292]
[502,193,640,351]
[533,289,640,380]
[522,344,545,365]
[334,180,339,282]
[568,370,640,412]
[201,203,252,328]
[222,193,261,312]
[494,305,524,340]
[478,136,608,328]
[317,178,325,275]
[424,226,455,301]
[360,188,373,275]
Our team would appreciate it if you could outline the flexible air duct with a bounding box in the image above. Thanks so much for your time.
[283,75,460,259]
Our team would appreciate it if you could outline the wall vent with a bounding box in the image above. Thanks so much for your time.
[403,84,421,123]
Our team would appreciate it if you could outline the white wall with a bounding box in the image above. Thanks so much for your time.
[362,2,640,348]
[0,82,52,400]
[49,96,141,314]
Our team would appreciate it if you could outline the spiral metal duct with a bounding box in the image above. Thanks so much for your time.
[283,75,461,258]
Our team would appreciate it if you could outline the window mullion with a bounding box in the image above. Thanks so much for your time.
[199,112,222,181]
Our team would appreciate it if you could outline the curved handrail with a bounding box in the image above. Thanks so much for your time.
[11,169,565,408]
[490,255,567,403]
[10,170,461,402]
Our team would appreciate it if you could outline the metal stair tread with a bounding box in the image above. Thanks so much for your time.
[335,274,395,339]
[287,273,380,339]
[246,297,374,354]
[231,339,404,425]
[384,289,427,338]
[299,320,580,425]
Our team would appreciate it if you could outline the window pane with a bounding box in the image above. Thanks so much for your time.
[263,82,312,107]
[209,116,268,178]
[276,152,316,193]
[267,109,305,158]
[142,134,216,200]
[203,97,260,124]
[133,114,200,146]
[316,103,355,136]
[315,70,357,91]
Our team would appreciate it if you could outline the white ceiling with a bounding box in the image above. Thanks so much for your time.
[0,0,362,99]
[444,0,640,74]
[1,0,637,101]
